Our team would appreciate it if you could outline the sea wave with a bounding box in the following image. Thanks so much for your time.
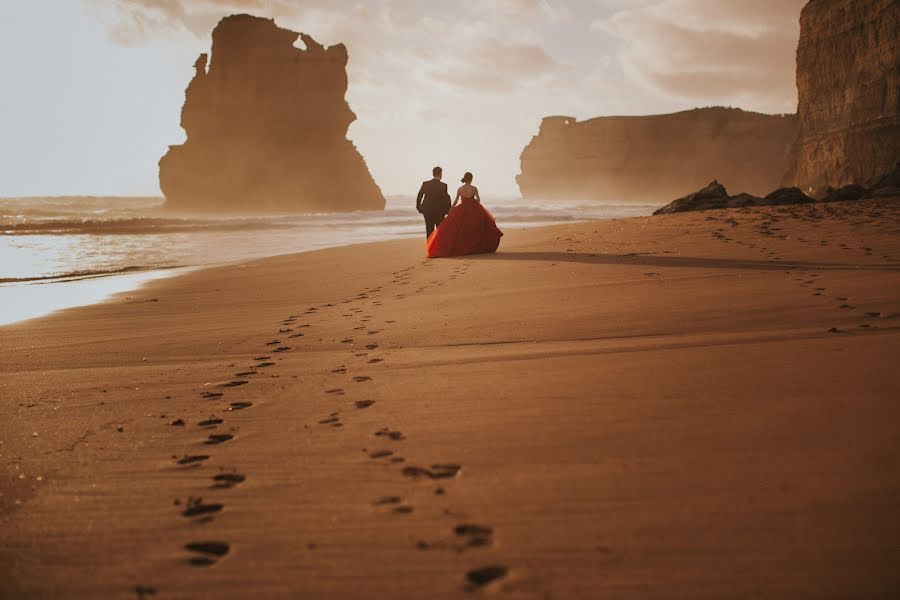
[0,265,177,284]
[0,217,296,235]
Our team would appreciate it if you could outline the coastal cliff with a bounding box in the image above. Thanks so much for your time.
[159,14,385,212]
[517,108,797,202]
[788,0,900,192]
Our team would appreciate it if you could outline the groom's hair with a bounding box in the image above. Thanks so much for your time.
[433,166,442,177]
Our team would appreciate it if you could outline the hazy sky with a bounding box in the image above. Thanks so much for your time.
[0,0,805,197]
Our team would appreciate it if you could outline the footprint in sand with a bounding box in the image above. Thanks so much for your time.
[265,340,282,346]
[181,497,224,518]
[374,428,405,441]
[204,433,234,445]
[198,418,223,428]
[201,391,224,399]
[252,356,271,361]
[865,312,881,318]
[365,343,379,350]
[373,495,402,506]
[326,388,345,395]
[170,418,186,427]
[454,524,494,547]
[354,400,375,409]
[369,449,393,459]
[256,362,276,368]
[212,473,245,488]
[234,371,258,377]
[352,376,372,383]
[289,333,305,338]
[319,413,343,427]
[134,585,157,599]
[177,454,210,465]
[331,367,348,374]
[184,541,229,566]
[402,464,461,480]
[341,338,354,344]
[393,506,414,514]
[466,566,508,588]
[367,358,384,364]
[272,346,292,353]
[221,380,248,388]
[228,402,252,411]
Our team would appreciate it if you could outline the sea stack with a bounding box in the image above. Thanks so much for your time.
[787,0,900,192]
[517,108,797,203]
[159,14,385,212]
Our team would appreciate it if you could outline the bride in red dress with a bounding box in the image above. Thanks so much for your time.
[426,172,503,258]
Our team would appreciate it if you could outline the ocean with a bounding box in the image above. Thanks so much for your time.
[0,195,656,326]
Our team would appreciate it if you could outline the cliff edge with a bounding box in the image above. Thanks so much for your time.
[517,108,798,203]
[787,0,899,192]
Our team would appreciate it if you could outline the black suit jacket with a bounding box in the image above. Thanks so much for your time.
[416,179,451,217]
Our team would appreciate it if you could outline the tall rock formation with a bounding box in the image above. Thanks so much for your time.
[788,0,899,192]
[159,14,385,212]
[517,108,798,202]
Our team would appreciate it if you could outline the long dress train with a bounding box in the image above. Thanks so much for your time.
[425,197,503,258]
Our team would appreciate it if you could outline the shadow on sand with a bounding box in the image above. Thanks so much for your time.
[469,251,900,272]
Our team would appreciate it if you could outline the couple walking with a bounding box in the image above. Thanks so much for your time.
[416,166,503,258]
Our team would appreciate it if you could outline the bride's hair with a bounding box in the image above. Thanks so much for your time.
[461,172,473,183]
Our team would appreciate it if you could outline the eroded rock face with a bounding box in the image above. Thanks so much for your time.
[160,14,385,212]
[517,108,797,203]
[788,0,900,192]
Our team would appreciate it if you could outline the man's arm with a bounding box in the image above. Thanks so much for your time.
[443,183,452,214]
[416,182,426,213]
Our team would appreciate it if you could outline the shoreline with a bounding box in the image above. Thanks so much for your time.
[0,200,656,327]
[2,200,899,598]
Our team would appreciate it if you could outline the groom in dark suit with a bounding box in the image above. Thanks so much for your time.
[416,166,452,239]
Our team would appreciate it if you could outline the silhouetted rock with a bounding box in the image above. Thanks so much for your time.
[764,187,813,205]
[653,181,730,215]
[727,193,768,208]
[518,108,797,202]
[867,186,900,199]
[787,0,899,191]
[159,14,385,212]
[867,162,900,194]
[823,184,867,202]
[654,182,816,215]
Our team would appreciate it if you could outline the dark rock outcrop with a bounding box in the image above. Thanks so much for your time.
[823,184,868,202]
[159,14,385,212]
[787,0,899,192]
[764,187,814,205]
[867,162,900,193]
[517,108,798,203]
[653,181,730,215]
[653,182,813,215]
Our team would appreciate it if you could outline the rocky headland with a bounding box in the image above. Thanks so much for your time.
[159,14,385,213]
[521,0,898,215]
[787,0,899,192]
[517,108,798,203]
[655,0,899,215]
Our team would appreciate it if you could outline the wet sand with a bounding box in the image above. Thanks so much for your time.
[2,198,900,598]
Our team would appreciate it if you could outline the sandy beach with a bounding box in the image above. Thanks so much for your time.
[2,199,899,598]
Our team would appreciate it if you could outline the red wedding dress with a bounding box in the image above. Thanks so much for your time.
[426,193,503,258]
